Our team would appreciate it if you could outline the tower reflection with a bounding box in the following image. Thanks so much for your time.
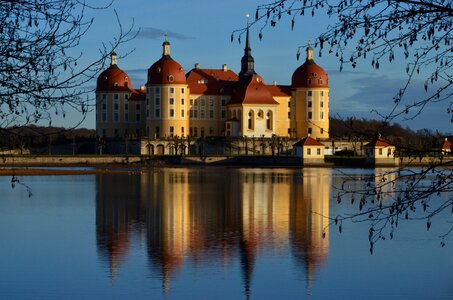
[95,167,331,297]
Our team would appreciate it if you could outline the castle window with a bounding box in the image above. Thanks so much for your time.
[320,101,324,108]
[308,128,312,134]
[266,111,273,130]
[181,98,185,105]
[307,148,311,155]
[136,113,140,122]
[308,91,312,97]
[102,94,106,100]
[248,110,254,130]
[209,110,214,119]
[321,128,324,134]
[308,111,312,120]
[114,94,119,100]
[114,83,118,88]
[257,110,264,119]
[181,88,185,94]
[221,110,226,119]
[190,99,194,105]
[319,79,323,85]
[155,126,160,138]
[320,91,324,97]
[155,97,160,105]
[169,87,174,93]
[125,94,129,100]
[317,148,321,155]
[125,113,129,121]
[155,109,160,117]
[221,98,226,106]
[307,79,311,85]
[170,109,174,117]
[181,127,185,135]
[320,112,324,119]
[102,103,106,110]
[136,104,140,111]
[168,75,174,82]
[181,109,185,117]
[170,126,174,137]
[155,87,160,94]
[308,101,312,108]
[169,98,174,105]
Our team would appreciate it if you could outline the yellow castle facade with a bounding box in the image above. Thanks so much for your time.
[96,27,330,141]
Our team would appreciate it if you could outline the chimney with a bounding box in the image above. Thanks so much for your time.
[140,85,145,92]
[273,81,277,86]
[194,63,200,69]
[222,64,228,72]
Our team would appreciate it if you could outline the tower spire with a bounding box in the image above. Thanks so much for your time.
[111,51,117,66]
[162,33,171,57]
[239,13,255,82]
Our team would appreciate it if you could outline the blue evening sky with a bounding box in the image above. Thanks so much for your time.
[61,0,451,133]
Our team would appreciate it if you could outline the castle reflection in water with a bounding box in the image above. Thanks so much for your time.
[95,168,330,296]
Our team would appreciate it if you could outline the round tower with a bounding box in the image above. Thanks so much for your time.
[145,38,189,138]
[291,47,329,139]
[96,52,132,138]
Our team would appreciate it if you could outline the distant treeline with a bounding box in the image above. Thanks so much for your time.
[0,125,96,154]
[0,118,450,154]
[330,117,451,151]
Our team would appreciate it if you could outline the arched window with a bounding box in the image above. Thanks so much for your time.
[266,111,273,130]
[248,110,254,130]
[168,75,174,82]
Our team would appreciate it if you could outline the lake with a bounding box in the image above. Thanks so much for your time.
[0,167,452,299]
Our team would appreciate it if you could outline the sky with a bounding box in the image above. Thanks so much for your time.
[60,0,452,133]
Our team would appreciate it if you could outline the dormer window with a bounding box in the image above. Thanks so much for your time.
[168,75,174,82]
[307,79,312,85]
[113,83,118,88]
[313,73,318,77]
[125,76,128,81]
[319,79,323,84]
[157,67,161,73]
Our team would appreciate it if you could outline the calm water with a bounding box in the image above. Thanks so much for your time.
[0,167,452,300]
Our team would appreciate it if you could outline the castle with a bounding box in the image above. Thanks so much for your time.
[96,25,330,153]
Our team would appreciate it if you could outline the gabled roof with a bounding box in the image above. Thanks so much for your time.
[293,136,324,147]
[364,137,393,147]
[186,68,238,94]
[229,74,279,105]
[441,138,452,150]
[265,85,291,97]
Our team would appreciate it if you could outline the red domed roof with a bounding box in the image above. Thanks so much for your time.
[292,47,328,88]
[147,56,186,85]
[147,40,186,85]
[96,65,131,92]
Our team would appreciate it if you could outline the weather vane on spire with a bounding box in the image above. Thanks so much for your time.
[246,13,250,27]
[164,32,168,42]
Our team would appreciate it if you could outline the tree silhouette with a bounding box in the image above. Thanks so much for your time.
[236,0,453,251]
[0,0,136,129]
